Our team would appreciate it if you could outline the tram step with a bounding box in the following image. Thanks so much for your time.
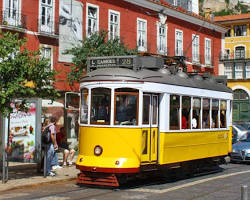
[77,172,119,187]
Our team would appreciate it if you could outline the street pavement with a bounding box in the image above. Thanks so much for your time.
[0,160,78,192]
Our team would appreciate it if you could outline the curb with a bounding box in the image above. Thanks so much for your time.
[0,177,77,192]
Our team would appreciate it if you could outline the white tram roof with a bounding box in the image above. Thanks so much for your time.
[80,67,232,94]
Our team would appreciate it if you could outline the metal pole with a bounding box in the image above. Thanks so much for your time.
[241,185,248,200]
[43,145,47,178]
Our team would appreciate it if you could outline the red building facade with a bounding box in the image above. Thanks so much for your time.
[0,0,227,141]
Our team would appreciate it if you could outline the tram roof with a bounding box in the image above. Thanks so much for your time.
[81,67,232,93]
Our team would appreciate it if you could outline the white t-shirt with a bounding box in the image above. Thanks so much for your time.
[192,118,197,128]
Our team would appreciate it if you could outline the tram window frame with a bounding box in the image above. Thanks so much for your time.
[114,88,139,126]
[212,99,219,128]
[152,95,158,125]
[192,97,201,129]
[90,88,111,125]
[143,94,150,125]
[170,95,180,130]
[182,96,191,129]
[202,98,210,129]
[220,100,227,128]
[80,88,89,124]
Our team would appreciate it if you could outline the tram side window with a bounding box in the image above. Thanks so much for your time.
[115,89,138,126]
[192,97,201,129]
[182,96,191,129]
[80,88,88,124]
[202,98,210,129]
[212,99,219,128]
[170,95,180,130]
[220,100,227,128]
[90,88,111,124]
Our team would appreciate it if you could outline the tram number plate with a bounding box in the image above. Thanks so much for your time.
[90,57,134,68]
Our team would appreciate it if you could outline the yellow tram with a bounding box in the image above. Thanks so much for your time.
[76,55,233,186]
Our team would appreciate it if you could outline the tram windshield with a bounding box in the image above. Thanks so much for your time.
[90,88,111,124]
[114,89,138,125]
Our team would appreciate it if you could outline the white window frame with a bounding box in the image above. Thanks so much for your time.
[157,22,167,55]
[192,34,199,63]
[137,18,147,52]
[246,64,250,79]
[86,3,99,37]
[39,0,55,33]
[175,29,183,56]
[234,45,246,59]
[205,38,211,65]
[40,45,53,70]
[224,64,233,79]
[3,0,22,26]
[108,9,120,40]
[235,63,243,79]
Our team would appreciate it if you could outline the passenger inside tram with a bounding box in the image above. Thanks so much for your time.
[115,95,137,125]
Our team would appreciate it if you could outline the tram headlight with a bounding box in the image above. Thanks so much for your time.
[94,145,103,156]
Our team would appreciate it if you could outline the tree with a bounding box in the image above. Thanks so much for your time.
[0,32,59,116]
[65,30,138,83]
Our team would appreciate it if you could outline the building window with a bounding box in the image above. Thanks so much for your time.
[157,23,167,54]
[224,64,233,79]
[86,3,99,37]
[175,29,183,56]
[137,18,147,52]
[233,89,249,100]
[246,64,250,78]
[234,25,247,37]
[235,63,243,79]
[40,0,53,33]
[205,38,211,65]
[235,46,245,59]
[41,46,52,69]
[3,0,21,26]
[108,10,120,40]
[192,34,199,63]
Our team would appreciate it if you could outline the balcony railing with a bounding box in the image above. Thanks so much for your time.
[220,50,250,61]
[38,19,59,36]
[1,9,26,29]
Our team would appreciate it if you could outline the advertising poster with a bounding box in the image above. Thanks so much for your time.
[6,103,36,162]
[59,0,83,62]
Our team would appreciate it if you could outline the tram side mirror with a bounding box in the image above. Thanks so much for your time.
[65,92,80,110]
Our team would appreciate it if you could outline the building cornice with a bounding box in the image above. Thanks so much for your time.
[123,0,228,34]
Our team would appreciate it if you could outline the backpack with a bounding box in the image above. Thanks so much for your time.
[42,125,52,144]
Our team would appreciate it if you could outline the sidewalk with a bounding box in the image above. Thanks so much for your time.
[0,160,79,192]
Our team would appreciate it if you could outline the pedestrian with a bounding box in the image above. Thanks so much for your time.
[45,116,58,176]
[57,126,76,167]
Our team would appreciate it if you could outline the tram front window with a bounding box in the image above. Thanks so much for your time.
[115,92,138,125]
[80,88,88,124]
[90,88,111,124]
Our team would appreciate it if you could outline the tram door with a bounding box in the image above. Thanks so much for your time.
[141,94,158,164]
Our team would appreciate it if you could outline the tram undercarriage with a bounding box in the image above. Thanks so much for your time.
[77,156,226,187]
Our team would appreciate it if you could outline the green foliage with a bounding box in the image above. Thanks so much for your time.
[64,30,138,83]
[0,32,59,116]
[214,9,234,16]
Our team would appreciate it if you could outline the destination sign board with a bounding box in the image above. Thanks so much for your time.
[88,56,134,68]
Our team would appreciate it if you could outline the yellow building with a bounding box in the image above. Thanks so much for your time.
[215,14,250,122]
